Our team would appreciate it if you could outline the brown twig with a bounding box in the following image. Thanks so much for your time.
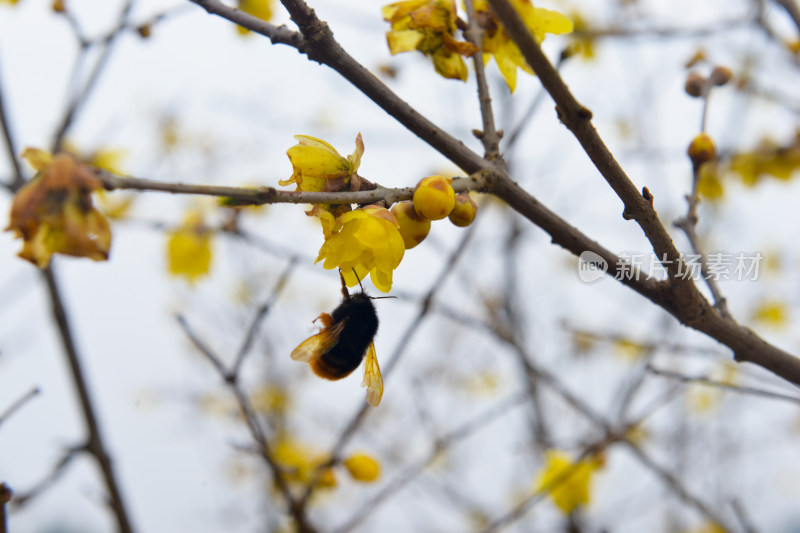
[333,393,528,533]
[0,388,40,428]
[11,447,80,509]
[176,314,318,533]
[773,0,800,35]
[647,365,800,405]
[0,483,10,533]
[41,266,134,533]
[52,0,136,153]
[231,259,297,377]
[463,0,502,159]
[0,57,24,192]
[98,171,484,206]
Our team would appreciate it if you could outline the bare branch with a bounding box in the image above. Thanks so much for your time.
[175,314,318,533]
[52,0,137,152]
[0,387,40,429]
[464,0,502,158]
[97,171,485,207]
[231,259,297,377]
[41,266,135,533]
[0,56,24,191]
[0,483,11,533]
[648,365,800,405]
[334,393,528,533]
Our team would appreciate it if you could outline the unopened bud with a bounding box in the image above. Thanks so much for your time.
[413,175,455,221]
[685,72,707,98]
[448,192,478,227]
[709,65,733,87]
[687,133,716,168]
[391,201,431,249]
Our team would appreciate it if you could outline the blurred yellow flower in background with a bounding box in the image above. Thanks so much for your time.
[534,449,600,515]
[167,210,213,283]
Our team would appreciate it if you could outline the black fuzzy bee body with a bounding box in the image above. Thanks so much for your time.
[312,293,378,379]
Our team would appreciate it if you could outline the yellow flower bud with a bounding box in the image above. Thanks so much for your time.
[448,192,478,227]
[391,201,431,249]
[318,467,338,488]
[413,175,455,220]
[688,133,716,168]
[344,453,381,483]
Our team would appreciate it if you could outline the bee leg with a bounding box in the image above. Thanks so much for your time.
[313,312,334,328]
[338,269,351,300]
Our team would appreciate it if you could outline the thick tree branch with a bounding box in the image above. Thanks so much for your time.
[189,0,800,389]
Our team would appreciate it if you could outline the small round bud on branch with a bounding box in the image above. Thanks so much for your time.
[709,65,733,87]
[684,72,707,97]
[688,133,717,168]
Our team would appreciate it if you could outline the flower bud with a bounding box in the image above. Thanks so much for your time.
[344,453,381,483]
[684,72,707,98]
[448,192,478,227]
[413,175,455,220]
[709,65,733,87]
[391,201,431,249]
[687,133,716,168]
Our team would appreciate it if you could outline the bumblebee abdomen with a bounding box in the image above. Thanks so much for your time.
[312,294,378,381]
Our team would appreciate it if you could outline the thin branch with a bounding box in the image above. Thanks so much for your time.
[0,387,41,429]
[189,0,306,48]
[334,393,528,533]
[464,0,502,159]
[0,56,24,191]
[176,315,318,533]
[0,483,10,533]
[41,266,134,533]
[52,0,136,152]
[773,0,800,34]
[648,365,800,405]
[496,331,735,530]
[98,171,484,207]
[231,259,297,377]
[10,447,80,509]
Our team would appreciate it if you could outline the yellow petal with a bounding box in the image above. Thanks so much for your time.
[387,29,425,54]
[21,148,53,171]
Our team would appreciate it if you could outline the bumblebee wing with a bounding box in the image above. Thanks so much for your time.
[290,318,344,363]
[361,342,383,407]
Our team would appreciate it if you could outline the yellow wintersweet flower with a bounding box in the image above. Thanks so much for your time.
[383,0,479,81]
[316,205,405,293]
[282,134,364,194]
[474,0,572,92]
[272,435,337,488]
[236,0,273,36]
[343,452,382,482]
[534,449,600,515]
[751,299,788,329]
[0,0,21,6]
[166,210,213,283]
[7,149,111,268]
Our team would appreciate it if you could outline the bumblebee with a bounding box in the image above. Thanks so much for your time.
[291,273,384,407]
